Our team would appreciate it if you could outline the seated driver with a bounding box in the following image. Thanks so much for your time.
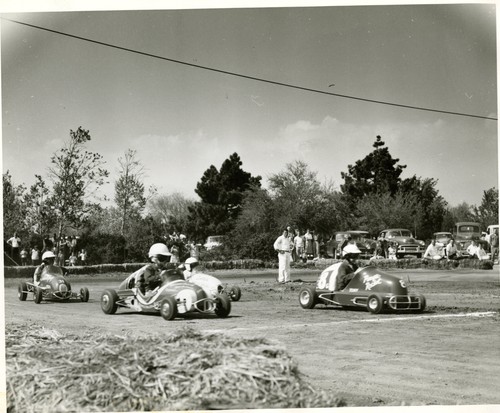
[134,243,171,296]
[317,244,361,291]
[33,251,67,285]
[183,257,221,298]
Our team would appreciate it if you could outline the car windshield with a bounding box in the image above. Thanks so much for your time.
[458,225,480,233]
[349,232,369,240]
[387,230,412,237]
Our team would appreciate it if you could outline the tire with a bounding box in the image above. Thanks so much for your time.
[101,289,118,314]
[367,294,384,314]
[228,286,241,301]
[160,296,178,320]
[416,253,422,259]
[214,293,231,318]
[18,282,28,301]
[34,287,43,304]
[80,287,90,302]
[298,286,317,309]
[416,295,426,313]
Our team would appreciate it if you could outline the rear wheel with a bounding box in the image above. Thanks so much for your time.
[228,286,241,301]
[298,286,317,309]
[101,289,118,314]
[160,296,178,320]
[214,293,231,318]
[18,282,28,301]
[80,287,90,302]
[367,294,384,314]
[34,287,43,304]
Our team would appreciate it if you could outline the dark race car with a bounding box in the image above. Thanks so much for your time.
[17,265,90,304]
[100,270,232,320]
[298,265,426,314]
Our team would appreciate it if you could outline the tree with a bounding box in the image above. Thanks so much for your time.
[114,149,148,236]
[473,187,499,228]
[147,192,194,236]
[47,127,109,237]
[341,135,406,202]
[22,175,55,236]
[3,171,27,238]
[187,153,261,241]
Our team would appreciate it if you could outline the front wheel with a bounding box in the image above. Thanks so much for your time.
[101,289,118,314]
[34,287,43,304]
[416,295,426,313]
[228,286,241,301]
[214,293,231,318]
[367,294,384,314]
[298,286,317,309]
[18,282,28,301]
[160,296,178,320]
[80,287,90,302]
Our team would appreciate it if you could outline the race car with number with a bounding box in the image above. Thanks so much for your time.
[298,265,426,314]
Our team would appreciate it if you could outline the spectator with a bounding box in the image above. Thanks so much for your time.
[476,243,489,261]
[304,229,313,259]
[378,233,388,258]
[273,229,292,283]
[170,244,180,264]
[445,239,460,260]
[78,249,87,265]
[69,253,77,266]
[313,233,320,259]
[31,246,41,266]
[7,232,21,263]
[387,242,398,260]
[293,229,304,263]
[20,247,28,266]
[423,239,444,261]
[466,240,480,259]
[490,228,499,264]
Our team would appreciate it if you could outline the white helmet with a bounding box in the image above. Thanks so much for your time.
[42,251,56,261]
[342,244,362,257]
[184,257,199,271]
[148,243,171,258]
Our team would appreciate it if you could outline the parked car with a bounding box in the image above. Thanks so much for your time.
[433,232,453,246]
[298,265,426,314]
[325,231,376,259]
[378,229,425,258]
[452,222,482,252]
[204,235,224,250]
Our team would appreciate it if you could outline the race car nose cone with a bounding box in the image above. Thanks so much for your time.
[59,284,68,293]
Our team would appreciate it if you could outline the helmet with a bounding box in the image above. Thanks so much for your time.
[148,243,171,258]
[185,257,198,266]
[342,244,362,257]
[42,251,56,261]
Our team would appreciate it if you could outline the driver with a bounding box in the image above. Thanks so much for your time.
[317,244,361,291]
[134,243,171,296]
[33,251,66,285]
[183,257,221,298]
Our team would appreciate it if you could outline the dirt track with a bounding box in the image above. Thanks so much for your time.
[4,268,500,408]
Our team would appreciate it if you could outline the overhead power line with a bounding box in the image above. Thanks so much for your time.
[4,17,497,121]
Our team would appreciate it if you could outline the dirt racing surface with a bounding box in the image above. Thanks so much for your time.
[4,267,500,409]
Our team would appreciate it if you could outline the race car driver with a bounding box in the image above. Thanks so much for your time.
[33,250,67,285]
[316,244,361,291]
[183,257,222,298]
[134,243,171,296]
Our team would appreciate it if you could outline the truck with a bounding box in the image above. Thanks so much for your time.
[452,222,482,252]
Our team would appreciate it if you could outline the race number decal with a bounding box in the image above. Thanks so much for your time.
[317,271,332,289]
[399,279,407,288]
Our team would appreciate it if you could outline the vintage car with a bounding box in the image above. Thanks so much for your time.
[379,228,425,258]
[204,235,224,250]
[433,232,453,246]
[452,222,483,252]
[100,269,232,320]
[17,265,90,304]
[298,265,426,314]
[325,231,376,259]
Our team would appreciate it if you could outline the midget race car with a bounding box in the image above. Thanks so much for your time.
[17,265,90,304]
[100,269,235,320]
[298,265,426,314]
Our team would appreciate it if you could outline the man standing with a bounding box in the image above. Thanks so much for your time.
[7,232,21,264]
[293,229,304,263]
[273,229,292,283]
[490,228,499,264]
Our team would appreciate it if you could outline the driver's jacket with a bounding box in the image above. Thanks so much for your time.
[316,260,357,291]
[133,264,162,294]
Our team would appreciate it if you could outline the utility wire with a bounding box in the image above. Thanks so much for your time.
[4,17,497,121]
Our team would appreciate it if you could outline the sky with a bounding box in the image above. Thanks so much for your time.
[1,1,498,209]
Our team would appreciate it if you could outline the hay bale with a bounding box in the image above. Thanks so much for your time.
[5,323,345,412]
